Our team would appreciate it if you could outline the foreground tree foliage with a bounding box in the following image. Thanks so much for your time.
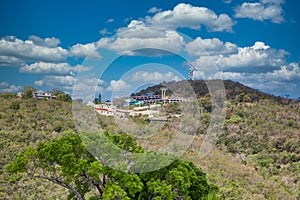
[7,132,218,200]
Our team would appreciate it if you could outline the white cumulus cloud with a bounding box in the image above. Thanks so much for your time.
[70,43,101,59]
[192,70,206,79]
[261,62,300,81]
[106,80,130,92]
[104,71,183,98]
[34,75,77,88]
[207,62,300,97]
[0,82,9,89]
[28,35,61,47]
[20,62,91,76]
[131,71,181,82]
[234,0,285,23]
[186,37,238,56]
[97,3,236,56]
[148,7,162,13]
[35,75,104,101]
[193,41,288,70]
[98,20,185,56]
[146,3,235,32]
[0,55,25,67]
[0,81,23,93]
[99,28,112,35]
[0,36,69,65]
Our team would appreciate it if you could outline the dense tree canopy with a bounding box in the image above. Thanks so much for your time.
[7,131,218,200]
[51,88,72,102]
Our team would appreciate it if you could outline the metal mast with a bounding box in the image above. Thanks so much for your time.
[185,62,195,80]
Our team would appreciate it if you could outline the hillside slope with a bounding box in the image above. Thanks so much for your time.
[0,96,73,199]
[133,80,300,199]
[136,99,299,199]
[0,80,299,199]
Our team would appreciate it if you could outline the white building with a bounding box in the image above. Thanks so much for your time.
[18,91,57,99]
[129,109,160,118]
[33,92,56,99]
[129,106,160,117]
[94,103,116,116]
[87,101,161,118]
[17,92,23,98]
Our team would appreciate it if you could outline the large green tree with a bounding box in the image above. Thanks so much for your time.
[7,132,218,199]
[51,88,72,102]
[22,86,36,99]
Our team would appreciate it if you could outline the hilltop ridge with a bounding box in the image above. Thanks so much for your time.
[135,79,289,103]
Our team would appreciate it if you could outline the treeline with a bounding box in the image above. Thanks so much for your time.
[0,86,72,102]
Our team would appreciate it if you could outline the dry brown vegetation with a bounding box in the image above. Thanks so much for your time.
[0,80,299,199]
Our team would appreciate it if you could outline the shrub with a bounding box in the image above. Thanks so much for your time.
[10,101,20,110]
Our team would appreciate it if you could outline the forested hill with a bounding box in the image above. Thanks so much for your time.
[0,95,218,199]
[135,80,287,103]
[0,83,299,199]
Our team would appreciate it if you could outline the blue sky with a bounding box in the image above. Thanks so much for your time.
[0,0,299,100]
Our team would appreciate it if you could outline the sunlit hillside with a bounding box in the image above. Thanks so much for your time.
[0,80,299,199]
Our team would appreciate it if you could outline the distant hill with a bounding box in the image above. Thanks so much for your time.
[135,79,287,103]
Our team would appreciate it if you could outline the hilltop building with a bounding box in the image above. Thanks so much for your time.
[87,102,116,116]
[87,91,189,119]
[17,91,57,99]
[33,92,57,99]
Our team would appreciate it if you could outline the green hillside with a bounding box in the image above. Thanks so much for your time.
[136,98,300,199]
[137,80,300,199]
[0,80,299,199]
[0,94,216,199]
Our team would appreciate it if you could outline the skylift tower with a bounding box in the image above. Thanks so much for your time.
[160,87,167,104]
[185,62,195,80]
